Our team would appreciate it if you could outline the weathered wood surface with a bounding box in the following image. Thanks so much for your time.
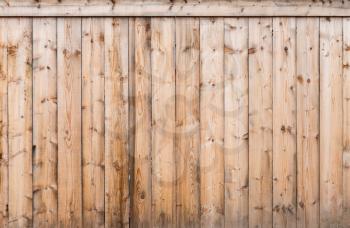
[0,18,8,227]
[272,17,297,228]
[343,17,350,228]
[104,17,129,228]
[82,17,105,228]
[248,17,273,228]
[175,17,200,228]
[33,18,57,228]
[200,17,225,228]
[129,17,152,227]
[151,17,176,227]
[0,0,350,16]
[296,17,320,228]
[224,17,248,228]
[57,17,82,228]
[0,16,348,228]
[7,18,33,228]
[320,17,343,228]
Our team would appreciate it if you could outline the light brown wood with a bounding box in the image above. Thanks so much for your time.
[1,0,350,16]
[151,17,176,227]
[1,14,350,228]
[224,17,249,228]
[57,17,82,228]
[0,18,8,227]
[200,17,224,228]
[7,18,33,228]
[320,17,343,228]
[128,16,136,228]
[296,17,320,228]
[248,17,273,228]
[130,17,152,227]
[343,17,350,228]
[175,17,200,228]
[33,18,58,228]
[82,17,105,228]
[272,17,297,228]
[104,17,129,228]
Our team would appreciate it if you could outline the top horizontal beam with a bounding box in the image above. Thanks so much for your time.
[0,0,349,17]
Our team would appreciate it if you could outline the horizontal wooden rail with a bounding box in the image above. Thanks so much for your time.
[0,0,349,17]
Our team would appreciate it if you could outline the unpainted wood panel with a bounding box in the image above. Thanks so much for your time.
[248,17,273,228]
[296,17,320,228]
[104,17,129,228]
[33,18,58,228]
[82,17,105,228]
[343,17,350,228]
[272,17,297,228]
[224,17,249,228]
[200,17,225,228]
[1,0,350,16]
[7,18,33,228]
[175,17,200,228]
[57,17,82,228]
[0,15,349,228]
[151,17,176,227]
[130,17,153,228]
[0,18,8,228]
[320,17,343,228]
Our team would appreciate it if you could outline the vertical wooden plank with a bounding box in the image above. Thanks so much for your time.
[223,17,249,228]
[200,17,224,228]
[104,18,129,227]
[7,18,33,228]
[0,18,8,227]
[151,17,176,227]
[320,17,343,228]
[128,17,136,228]
[272,17,297,228]
[343,17,350,227]
[57,17,82,228]
[248,17,273,228]
[33,18,57,228]
[175,17,200,228]
[296,17,320,228]
[82,17,105,228]
[130,17,152,227]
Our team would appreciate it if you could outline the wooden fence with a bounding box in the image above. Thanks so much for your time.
[0,2,350,228]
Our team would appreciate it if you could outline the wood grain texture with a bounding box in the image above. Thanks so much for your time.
[248,17,273,228]
[224,17,249,228]
[175,17,200,228]
[272,17,297,228]
[320,17,343,228]
[7,18,33,228]
[343,17,350,227]
[200,17,224,228]
[82,17,105,228]
[104,17,129,228]
[33,18,58,228]
[130,17,152,227]
[1,14,350,228]
[296,17,320,228]
[0,18,8,227]
[151,17,176,227]
[57,17,82,228]
[1,0,350,16]
[128,16,136,228]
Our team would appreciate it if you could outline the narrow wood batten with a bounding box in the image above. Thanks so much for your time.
[0,0,349,17]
